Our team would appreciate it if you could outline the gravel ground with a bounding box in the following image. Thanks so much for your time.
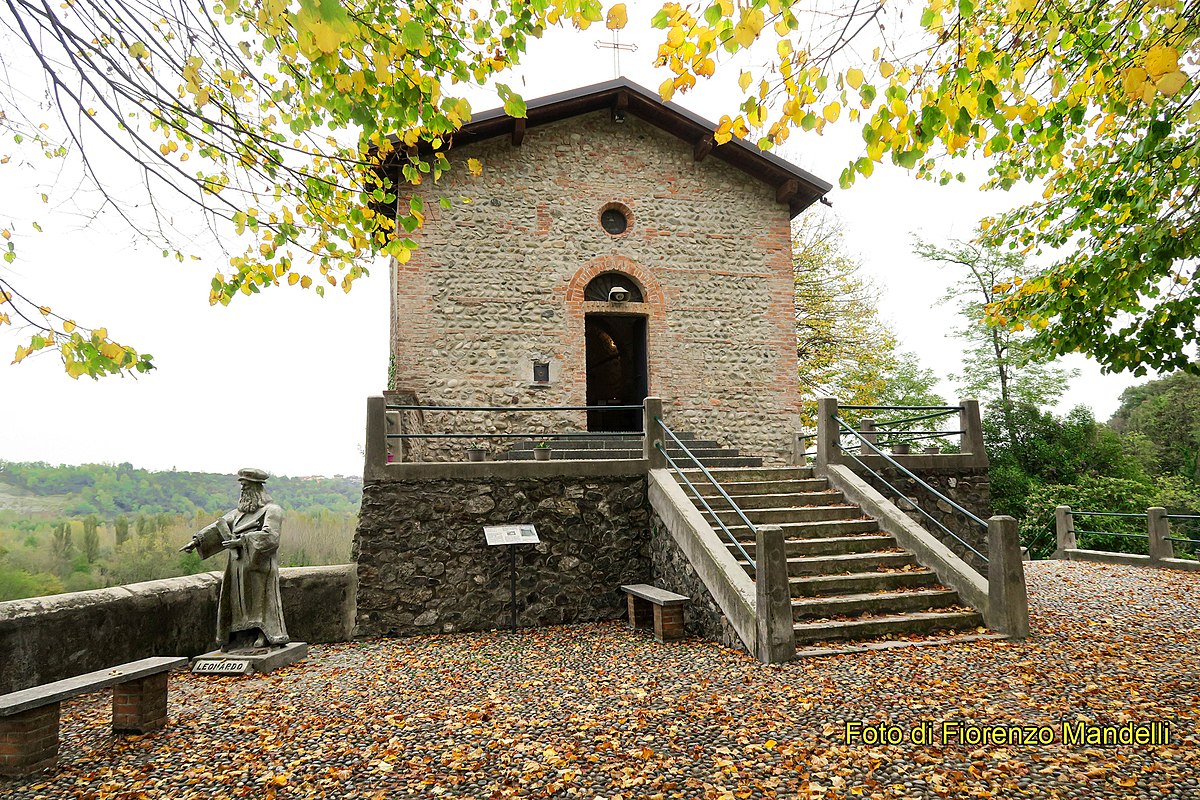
[4,560,1198,799]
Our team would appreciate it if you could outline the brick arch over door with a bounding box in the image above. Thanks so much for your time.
[563,255,666,308]
[561,256,666,407]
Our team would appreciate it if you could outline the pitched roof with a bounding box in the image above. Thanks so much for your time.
[438,78,832,217]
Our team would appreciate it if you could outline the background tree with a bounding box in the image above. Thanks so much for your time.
[114,515,130,548]
[653,0,1200,374]
[916,236,1078,414]
[794,209,943,429]
[81,515,100,564]
[50,521,73,564]
[1108,371,1200,481]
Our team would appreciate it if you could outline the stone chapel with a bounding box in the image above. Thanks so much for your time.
[385,79,832,464]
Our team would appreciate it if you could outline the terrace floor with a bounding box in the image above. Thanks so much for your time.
[4,561,1199,799]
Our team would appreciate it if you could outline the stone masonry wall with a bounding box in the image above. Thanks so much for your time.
[648,514,746,651]
[353,475,651,636]
[391,110,800,464]
[861,466,992,576]
[0,565,356,694]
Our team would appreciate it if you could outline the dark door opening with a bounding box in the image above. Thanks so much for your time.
[585,315,648,432]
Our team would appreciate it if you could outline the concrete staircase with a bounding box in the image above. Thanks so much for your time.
[676,465,985,648]
[496,432,762,467]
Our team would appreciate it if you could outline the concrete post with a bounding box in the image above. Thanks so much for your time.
[754,524,796,663]
[791,433,808,466]
[385,410,403,463]
[364,396,388,482]
[815,397,840,470]
[987,515,1029,639]
[1148,507,1174,562]
[860,418,878,449]
[643,396,667,470]
[1053,505,1076,558]
[959,400,986,457]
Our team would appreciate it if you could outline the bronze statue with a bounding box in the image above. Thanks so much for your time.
[182,467,289,651]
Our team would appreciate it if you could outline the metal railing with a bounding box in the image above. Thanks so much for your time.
[837,405,964,451]
[655,416,757,572]
[1062,509,1200,556]
[384,402,648,460]
[835,414,988,563]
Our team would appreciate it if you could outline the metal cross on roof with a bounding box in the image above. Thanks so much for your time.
[594,30,638,79]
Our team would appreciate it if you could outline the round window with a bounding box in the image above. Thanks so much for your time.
[600,207,629,235]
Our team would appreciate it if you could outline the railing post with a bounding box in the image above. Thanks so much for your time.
[643,396,667,469]
[986,515,1029,639]
[385,409,403,463]
[1053,505,1076,558]
[860,418,877,447]
[815,397,840,470]
[364,396,388,482]
[791,433,808,466]
[959,399,986,459]
[1148,507,1174,562]
[754,525,796,663]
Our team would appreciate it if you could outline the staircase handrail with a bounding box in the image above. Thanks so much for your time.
[835,415,988,563]
[654,417,757,572]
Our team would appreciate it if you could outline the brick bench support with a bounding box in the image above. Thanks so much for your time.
[621,584,689,643]
[0,657,186,777]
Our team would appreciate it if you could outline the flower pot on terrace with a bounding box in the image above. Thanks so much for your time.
[466,447,488,462]
[533,447,552,461]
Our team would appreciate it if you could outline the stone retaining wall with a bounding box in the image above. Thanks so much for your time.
[353,474,652,637]
[648,514,744,651]
[0,565,357,694]
[860,466,992,575]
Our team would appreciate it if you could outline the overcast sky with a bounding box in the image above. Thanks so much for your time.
[0,2,1142,478]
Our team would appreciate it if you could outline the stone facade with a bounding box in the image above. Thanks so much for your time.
[390,109,801,464]
[353,475,652,636]
[648,514,746,651]
[861,465,992,575]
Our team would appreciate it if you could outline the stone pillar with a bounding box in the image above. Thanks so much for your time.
[364,396,388,482]
[1148,507,1174,562]
[959,400,986,458]
[653,604,685,643]
[0,703,59,777]
[385,410,402,463]
[643,396,667,470]
[986,516,1029,639]
[754,525,796,663]
[815,397,840,470]
[112,673,169,734]
[791,433,808,466]
[859,418,878,453]
[1053,505,1076,558]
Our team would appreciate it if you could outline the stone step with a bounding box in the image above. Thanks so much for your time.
[680,466,814,482]
[692,490,844,510]
[791,610,985,645]
[695,478,830,495]
[771,551,919,577]
[725,534,897,558]
[713,505,866,526]
[789,569,941,596]
[669,456,764,468]
[723,519,882,539]
[790,588,962,620]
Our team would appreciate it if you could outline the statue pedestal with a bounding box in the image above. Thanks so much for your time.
[190,642,308,675]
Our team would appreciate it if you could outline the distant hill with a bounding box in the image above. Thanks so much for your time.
[0,461,362,518]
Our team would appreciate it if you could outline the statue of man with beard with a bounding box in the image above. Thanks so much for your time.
[181,468,289,651]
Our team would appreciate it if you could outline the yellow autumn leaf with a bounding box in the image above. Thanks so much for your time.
[846,67,864,89]
[658,78,675,102]
[288,272,300,285]
[732,8,764,47]
[62,320,75,333]
[128,42,149,59]
[13,345,28,364]
[466,157,483,176]
[0,229,9,239]
[606,3,627,30]
[880,61,894,78]
[1155,70,1188,97]
[1122,67,1150,101]
[738,71,752,91]
[300,275,312,288]
[1144,45,1178,80]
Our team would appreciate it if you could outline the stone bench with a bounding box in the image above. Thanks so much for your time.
[0,656,187,776]
[621,584,689,643]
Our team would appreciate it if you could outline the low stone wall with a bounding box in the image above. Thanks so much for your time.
[0,565,357,694]
[648,515,744,651]
[353,471,652,637]
[856,462,992,575]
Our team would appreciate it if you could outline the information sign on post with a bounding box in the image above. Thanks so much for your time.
[484,524,541,632]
